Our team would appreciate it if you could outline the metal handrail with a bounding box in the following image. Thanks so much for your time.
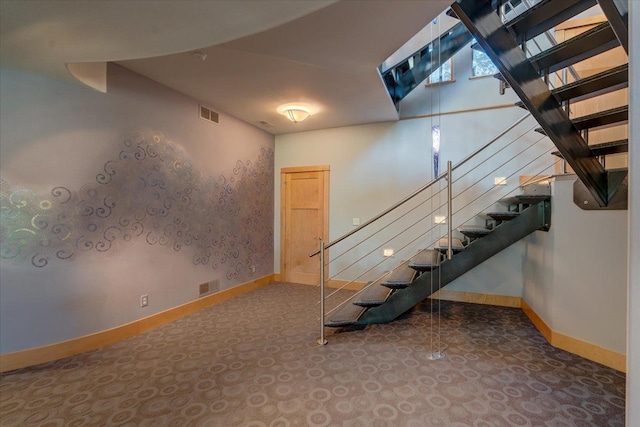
[309,111,531,257]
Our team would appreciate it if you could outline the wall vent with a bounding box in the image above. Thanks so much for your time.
[199,279,220,297]
[199,105,220,124]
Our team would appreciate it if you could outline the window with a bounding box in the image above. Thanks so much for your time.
[471,40,498,78]
[427,58,453,85]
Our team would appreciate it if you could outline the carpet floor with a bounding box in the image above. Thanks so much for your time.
[0,282,626,426]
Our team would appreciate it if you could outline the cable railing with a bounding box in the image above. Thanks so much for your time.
[310,111,559,345]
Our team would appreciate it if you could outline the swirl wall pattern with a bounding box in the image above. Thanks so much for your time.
[0,131,274,280]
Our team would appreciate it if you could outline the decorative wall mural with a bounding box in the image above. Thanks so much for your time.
[0,131,274,280]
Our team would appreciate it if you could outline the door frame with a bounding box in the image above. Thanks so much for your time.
[280,165,330,284]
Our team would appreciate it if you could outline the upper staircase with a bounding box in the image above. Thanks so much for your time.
[451,0,629,208]
[381,0,628,206]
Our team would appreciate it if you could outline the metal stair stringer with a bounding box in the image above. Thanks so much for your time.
[451,0,613,207]
[355,199,550,325]
[381,21,473,107]
[598,0,629,54]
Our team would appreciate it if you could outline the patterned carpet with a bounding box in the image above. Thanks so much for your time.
[0,282,626,426]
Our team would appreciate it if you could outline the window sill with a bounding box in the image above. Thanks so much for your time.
[425,79,456,87]
[469,74,497,80]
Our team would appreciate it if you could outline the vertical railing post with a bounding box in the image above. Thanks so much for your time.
[318,239,328,345]
[447,160,453,261]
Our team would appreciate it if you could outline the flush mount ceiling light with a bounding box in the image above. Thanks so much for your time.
[277,104,312,123]
[284,108,310,123]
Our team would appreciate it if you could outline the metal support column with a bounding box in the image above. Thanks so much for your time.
[318,240,328,346]
[447,161,453,261]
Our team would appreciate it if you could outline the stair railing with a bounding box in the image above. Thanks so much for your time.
[310,110,564,344]
[309,112,531,259]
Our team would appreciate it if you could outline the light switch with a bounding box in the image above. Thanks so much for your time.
[434,215,447,224]
[383,248,394,257]
[353,218,360,226]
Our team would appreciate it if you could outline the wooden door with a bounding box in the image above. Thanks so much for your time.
[281,166,329,285]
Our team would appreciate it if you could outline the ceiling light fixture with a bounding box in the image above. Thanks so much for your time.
[277,104,312,123]
[284,107,310,123]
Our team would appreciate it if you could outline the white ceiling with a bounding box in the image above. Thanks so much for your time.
[1,0,451,135]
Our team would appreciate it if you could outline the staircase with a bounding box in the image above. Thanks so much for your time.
[322,0,629,329]
[326,183,550,327]
[381,0,628,206]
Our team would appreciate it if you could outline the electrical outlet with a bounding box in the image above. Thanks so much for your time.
[383,248,394,257]
[434,215,447,224]
[140,294,149,307]
[250,265,256,273]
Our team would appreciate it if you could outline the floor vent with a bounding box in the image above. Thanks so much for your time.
[199,105,220,124]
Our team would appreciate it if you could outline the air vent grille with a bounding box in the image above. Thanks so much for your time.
[199,105,220,124]
[199,279,220,297]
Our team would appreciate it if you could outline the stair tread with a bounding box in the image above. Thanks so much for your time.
[458,225,492,238]
[516,194,551,204]
[553,64,628,103]
[499,195,521,206]
[507,0,597,44]
[435,238,465,253]
[408,249,441,272]
[325,303,367,327]
[572,105,628,130]
[529,22,618,74]
[518,62,628,109]
[353,274,393,307]
[534,103,627,133]
[486,211,521,221]
[382,260,418,289]
[500,194,550,206]
[551,139,629,158]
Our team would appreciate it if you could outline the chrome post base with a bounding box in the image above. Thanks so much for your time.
[425,351,445,360]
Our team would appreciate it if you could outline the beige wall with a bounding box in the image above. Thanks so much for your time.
[522,176,628,354]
